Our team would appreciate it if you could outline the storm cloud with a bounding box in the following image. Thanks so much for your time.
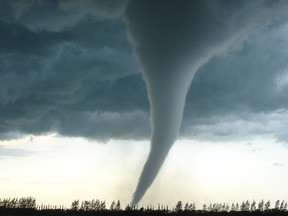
[0,0,287,147]
[0,0,146,140]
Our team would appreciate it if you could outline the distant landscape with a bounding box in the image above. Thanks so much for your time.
[1,197,288,216]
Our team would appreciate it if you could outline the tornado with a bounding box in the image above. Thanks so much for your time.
[131,67,205,206]
[125,0,287,206]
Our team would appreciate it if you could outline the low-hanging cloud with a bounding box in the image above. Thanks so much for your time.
[0,0,287,142]
[0,2,145,141]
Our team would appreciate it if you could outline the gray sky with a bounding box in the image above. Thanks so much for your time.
[0,0,287,143]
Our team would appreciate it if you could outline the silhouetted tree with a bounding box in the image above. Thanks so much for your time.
[191,203,196,211]
[184,203,195,211]
[184,202,189,211]
[264,200,270,211]
[18,197,36,209]
[115,200,121,211]
[71,200,79,211]
[80,200,90,211]
[110,201,115,211]
[175,201,183,212]
[230,203,239,211]
[1,198,10,208]
[94,199,102,210]
[275,200,280,210]
[211,203,222,212]
[240,200,250,211]
[280,200,288,211]
[284,202,288,210]
[78,199,105,211]
[235,203,239,211]
[90,199,98,210]
[212,203,216,212]
[0,197,50,210]
[231,203,237,211]
[202,204,207,211]
[99,200,106,211]
[223,203,230,212]
[125,204,132,211]
[207,204,212,211]
[258,200,264,211]
[280,200,285,211]
[251,200,256,211]
[10,198,18,208]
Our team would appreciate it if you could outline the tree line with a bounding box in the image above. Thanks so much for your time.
[0,197,36,209]
[2,197,288,216]
[1,197,288,212]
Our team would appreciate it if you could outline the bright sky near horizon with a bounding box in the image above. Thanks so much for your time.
[1,0,288,209]
[1,134,288,208]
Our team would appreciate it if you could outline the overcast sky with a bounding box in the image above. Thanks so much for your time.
[1,0,288,208]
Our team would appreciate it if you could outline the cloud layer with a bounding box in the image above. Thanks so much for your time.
[0,0,288,144]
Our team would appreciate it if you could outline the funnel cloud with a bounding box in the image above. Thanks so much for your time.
[125,0,288,206]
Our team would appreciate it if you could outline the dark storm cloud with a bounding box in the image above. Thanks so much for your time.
[186,26,288,116]
[182,21,288,142]
[14,75,150,140]
[0,2,144,141]
[0,0,127,31]
[0,0,287,146]
[54,110,150,140]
